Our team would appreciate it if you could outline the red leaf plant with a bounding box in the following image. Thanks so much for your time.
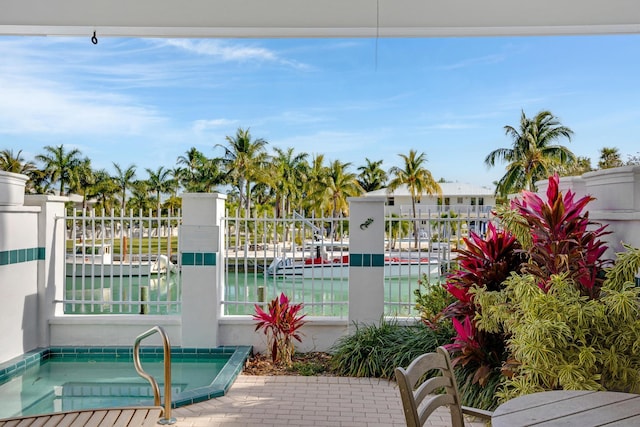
[253,293,307,366]
[510,174,611,299]
[442,222,526,384]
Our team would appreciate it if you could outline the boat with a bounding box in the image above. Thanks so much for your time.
[65,243,174,277]
[265,251,443,278]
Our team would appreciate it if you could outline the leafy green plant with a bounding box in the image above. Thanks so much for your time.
[414,276,455,327]
[253,293,307,366]
[289,360,327,376]
[443,174,614,401]
[474,270,640,401]
[330,319,453,379]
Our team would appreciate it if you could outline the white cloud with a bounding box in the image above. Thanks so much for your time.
[192,118,239,132]
[160,39,309,69]
[440,54,506,71]
[0,75,164,136]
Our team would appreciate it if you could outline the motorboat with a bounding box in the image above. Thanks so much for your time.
[265,251,442,278]
[65,243,174,277]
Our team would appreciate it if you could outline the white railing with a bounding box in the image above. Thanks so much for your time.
[222,211,350,317]
[62,208,181,315]
[391,204,494,216]
[60,207,490,318]
[222,211,491,317]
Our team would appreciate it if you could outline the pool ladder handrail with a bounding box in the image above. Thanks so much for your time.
[133,325,176,425]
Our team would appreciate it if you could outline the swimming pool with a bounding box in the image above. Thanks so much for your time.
[0,346,251,419]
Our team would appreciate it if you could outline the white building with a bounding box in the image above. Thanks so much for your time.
[365,182,496,217]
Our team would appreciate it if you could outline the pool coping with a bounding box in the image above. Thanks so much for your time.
[0,345,252,409]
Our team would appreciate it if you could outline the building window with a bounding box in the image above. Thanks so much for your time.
[471,198,476,206]
[478,197,484,206]
[457,197,463,204]
[387,197,395,206]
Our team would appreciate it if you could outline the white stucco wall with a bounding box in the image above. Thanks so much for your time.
[536,166,640,258]
[0,205,41,362]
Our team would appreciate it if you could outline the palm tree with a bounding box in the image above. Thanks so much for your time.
[188,157,227,193]
[112,163,137,214]
[145,166,173,214]
[0,149,41,193]
[485,110,575,196]
[127,180,154,213]
[35,144,82,196]
[598,147,623,169]
[0,149,37,175]
[217,127,268,217]
[271,147,308,218]
[557,156,593,177]
[176,147,206,191]
[388,149,441,247]
[357,158,388,192]
[303,154,329,218]
[68,157,95,210]
[313,160,363,237]
[89,169,119,212]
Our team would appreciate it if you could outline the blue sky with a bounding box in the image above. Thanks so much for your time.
[1,34,639,188]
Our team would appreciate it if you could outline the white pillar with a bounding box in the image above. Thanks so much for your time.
[348,196,386,326]
[179,193,226,347]
[25,195,67,347]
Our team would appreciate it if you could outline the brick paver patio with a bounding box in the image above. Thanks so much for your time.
[173,375,488,427]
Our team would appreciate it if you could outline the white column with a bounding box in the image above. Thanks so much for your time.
[348,196,386,326]
[25,195,67,347]
[179,193,226,347]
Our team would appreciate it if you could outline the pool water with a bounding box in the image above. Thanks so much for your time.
[0,347,251,419]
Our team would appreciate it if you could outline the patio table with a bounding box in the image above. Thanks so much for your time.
[492,390,640,426]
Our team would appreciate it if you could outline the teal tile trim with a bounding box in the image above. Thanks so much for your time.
[349,253,385,267]
[181,252,217,266]
[0,247,44,266]
[0,346,252,408]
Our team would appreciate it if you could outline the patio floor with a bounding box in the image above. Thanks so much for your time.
[173,375,488,426]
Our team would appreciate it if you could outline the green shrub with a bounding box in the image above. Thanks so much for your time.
[330,319,453,379]
[474,269,640,402]
[414,276,455,326]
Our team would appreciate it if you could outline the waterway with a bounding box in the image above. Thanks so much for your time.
[65,270,441,317]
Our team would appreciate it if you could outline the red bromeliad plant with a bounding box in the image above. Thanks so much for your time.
[510,174,611,299]
[253,293,307,366]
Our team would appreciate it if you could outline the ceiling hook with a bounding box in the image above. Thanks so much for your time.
[91,31,98,45]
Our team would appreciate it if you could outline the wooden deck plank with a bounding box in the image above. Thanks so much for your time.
[126,410,149,426]
[96,411,120,426]
[111,409,134,427]
[25,418,49,427]
[141,409,164,427]
[0,407,162,427]
[68,411,92,427]
[83,411,108,427]
[50,412,78,427]
[41,414,64,427]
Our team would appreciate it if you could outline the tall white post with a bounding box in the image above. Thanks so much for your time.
[180,193,226,347]
[24,195,67,346]
[348,196,386,326]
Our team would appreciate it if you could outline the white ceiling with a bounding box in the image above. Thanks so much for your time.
[2,0,640,38]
